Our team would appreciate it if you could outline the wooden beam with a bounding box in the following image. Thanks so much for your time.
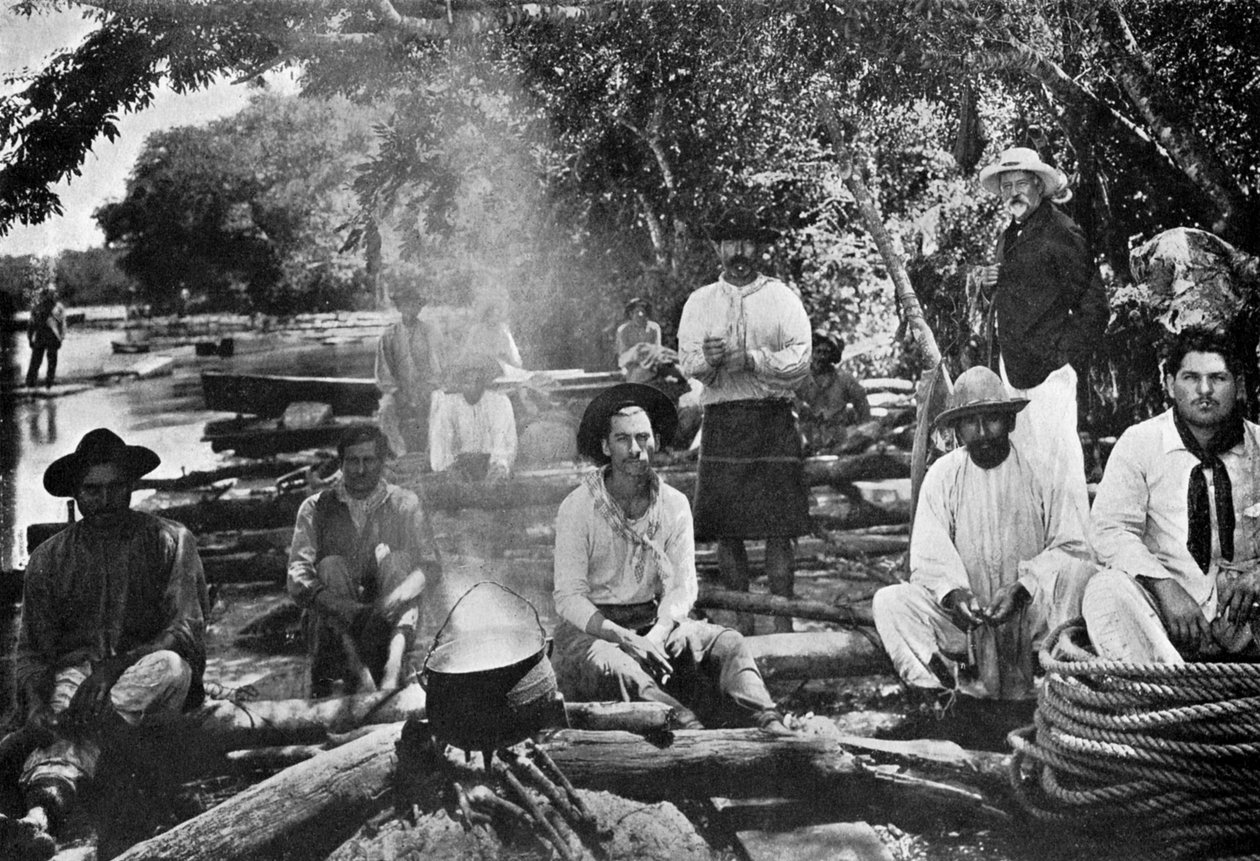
[696,588,876,628]
[746,631,890,680]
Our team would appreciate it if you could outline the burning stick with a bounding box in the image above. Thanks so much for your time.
[508,751,596,835]
[492,758,576,861]
[466,784,530,825]
[528,741,599,826]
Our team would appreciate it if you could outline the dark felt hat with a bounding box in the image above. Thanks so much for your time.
[576,383,678,465]
[708,207,778,243]
[44,429,160,497]
[624,297,651,317]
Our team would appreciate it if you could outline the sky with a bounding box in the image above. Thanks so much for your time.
[1,7,298,257]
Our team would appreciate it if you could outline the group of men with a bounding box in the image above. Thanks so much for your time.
[1,142,1256,858]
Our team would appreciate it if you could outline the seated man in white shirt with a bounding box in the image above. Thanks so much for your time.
[1085,327,1260,663]
[429,357,518,482]
[551,383,791,734]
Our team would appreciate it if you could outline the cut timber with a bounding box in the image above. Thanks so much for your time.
[735,822,894,861]
[825,531,909,555]
[181,688,671,750]
[697,588,876,628]
[112,724,402,861]
[746,631,890,681]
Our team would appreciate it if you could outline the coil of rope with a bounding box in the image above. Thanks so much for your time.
[1008,619,1260,861]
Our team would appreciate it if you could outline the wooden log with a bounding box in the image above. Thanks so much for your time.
[182,688,672,750]
[112,724,402,861]
[134,456,322,491]
[746,631,890,681]
[824,531,909,556]
[697,589,877,628]
[120,724,1015,861]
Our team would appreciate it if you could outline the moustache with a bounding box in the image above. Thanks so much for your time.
[724,254,753,270]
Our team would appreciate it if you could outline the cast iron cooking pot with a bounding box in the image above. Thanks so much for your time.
[421,581,560,751]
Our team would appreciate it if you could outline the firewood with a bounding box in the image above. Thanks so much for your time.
[696,588,877,628]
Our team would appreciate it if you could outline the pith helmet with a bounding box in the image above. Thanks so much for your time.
[933,367,1029,428]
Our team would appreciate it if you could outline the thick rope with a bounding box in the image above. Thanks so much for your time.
[1009,620,1260,861]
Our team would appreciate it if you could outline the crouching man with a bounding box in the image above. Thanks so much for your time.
[1,429,209,859]
[552,383,792,734]
[873,368,1094,713]
[1085,327,1260,662]
[288,425,441,698]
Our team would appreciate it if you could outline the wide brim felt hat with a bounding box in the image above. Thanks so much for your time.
[44,428,160,497]
[707,207,778,243]
[576,383,678,465]
[933,366,1029,428]
[978,147,1068,197]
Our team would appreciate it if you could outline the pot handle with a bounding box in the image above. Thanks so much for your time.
[422,581,549,673]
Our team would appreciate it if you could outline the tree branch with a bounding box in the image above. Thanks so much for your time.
[1089,0,1249,239]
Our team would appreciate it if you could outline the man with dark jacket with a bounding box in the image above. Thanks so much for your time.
[975,147,1109,521]
[287,425,441,697]
[2,429,209,858]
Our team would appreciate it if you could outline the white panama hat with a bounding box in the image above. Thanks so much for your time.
[978,146,1068,197]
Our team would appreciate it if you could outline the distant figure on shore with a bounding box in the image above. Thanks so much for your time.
[25,286,66,389]
[798,335,871,454]
[287,425,440,698]
[429,357,518,482]
[0,429,209,859]
[376,282,446,458]
[458,300,522,372]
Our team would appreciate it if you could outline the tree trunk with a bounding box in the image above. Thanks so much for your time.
[1089,0,1249,245]
[696,588,876,628]
[816,97,940,368]
[111,725,402,861]
[745,631,890,681]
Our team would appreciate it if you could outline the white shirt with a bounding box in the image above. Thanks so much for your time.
[677,274,811,405]
[428,390,518,473]
[553,474,698,632]
[1091,409,1260,611]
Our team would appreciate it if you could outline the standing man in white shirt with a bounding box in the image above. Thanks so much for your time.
[1085,327,1260,662]
[551,383,791,733]
[677,207,813,634]
[429,356,518,482]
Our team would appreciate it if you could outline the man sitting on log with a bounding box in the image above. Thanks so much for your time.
[872,368,1094,715]
[551,382,792,734]
[1085,327,1260,662]
[288,424,440,698]
[0,429,210,859]
[429,356,518,482]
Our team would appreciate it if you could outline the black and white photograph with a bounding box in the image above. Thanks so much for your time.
[1,1,1258,859]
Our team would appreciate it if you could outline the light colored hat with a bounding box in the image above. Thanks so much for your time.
[978,146,1068,197]
[933,367,1029,428]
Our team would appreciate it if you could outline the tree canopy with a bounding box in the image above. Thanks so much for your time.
[2,0,1257,405]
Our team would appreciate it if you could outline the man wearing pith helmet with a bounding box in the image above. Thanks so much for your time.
[872,367,1094,715]
[974,146,1109,524]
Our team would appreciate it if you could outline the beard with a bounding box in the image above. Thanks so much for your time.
[1006,196,1030,220]
[723,254,754,275]
[966,438,1011,470]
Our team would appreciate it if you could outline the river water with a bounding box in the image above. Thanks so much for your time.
[1,309,378,568]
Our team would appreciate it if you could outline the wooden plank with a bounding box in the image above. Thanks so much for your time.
[735,822,894,861]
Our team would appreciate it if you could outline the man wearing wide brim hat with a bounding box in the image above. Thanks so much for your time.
[1,429,210,858]
[428,354,517,482]
[677,205,813,635]
[973,145,1108,529]
[871,367,1094,716]
[551,383,792,734]
[377,279,446,457]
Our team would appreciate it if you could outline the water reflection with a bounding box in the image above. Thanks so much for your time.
[3,324,377,568]
[26,399,58,446]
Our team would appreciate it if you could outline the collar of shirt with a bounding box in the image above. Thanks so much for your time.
[719,272,769,299]
[334,479,389,531]
[1157,408,1245,458]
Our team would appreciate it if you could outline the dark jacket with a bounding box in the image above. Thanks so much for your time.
[993,202,1108,389]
